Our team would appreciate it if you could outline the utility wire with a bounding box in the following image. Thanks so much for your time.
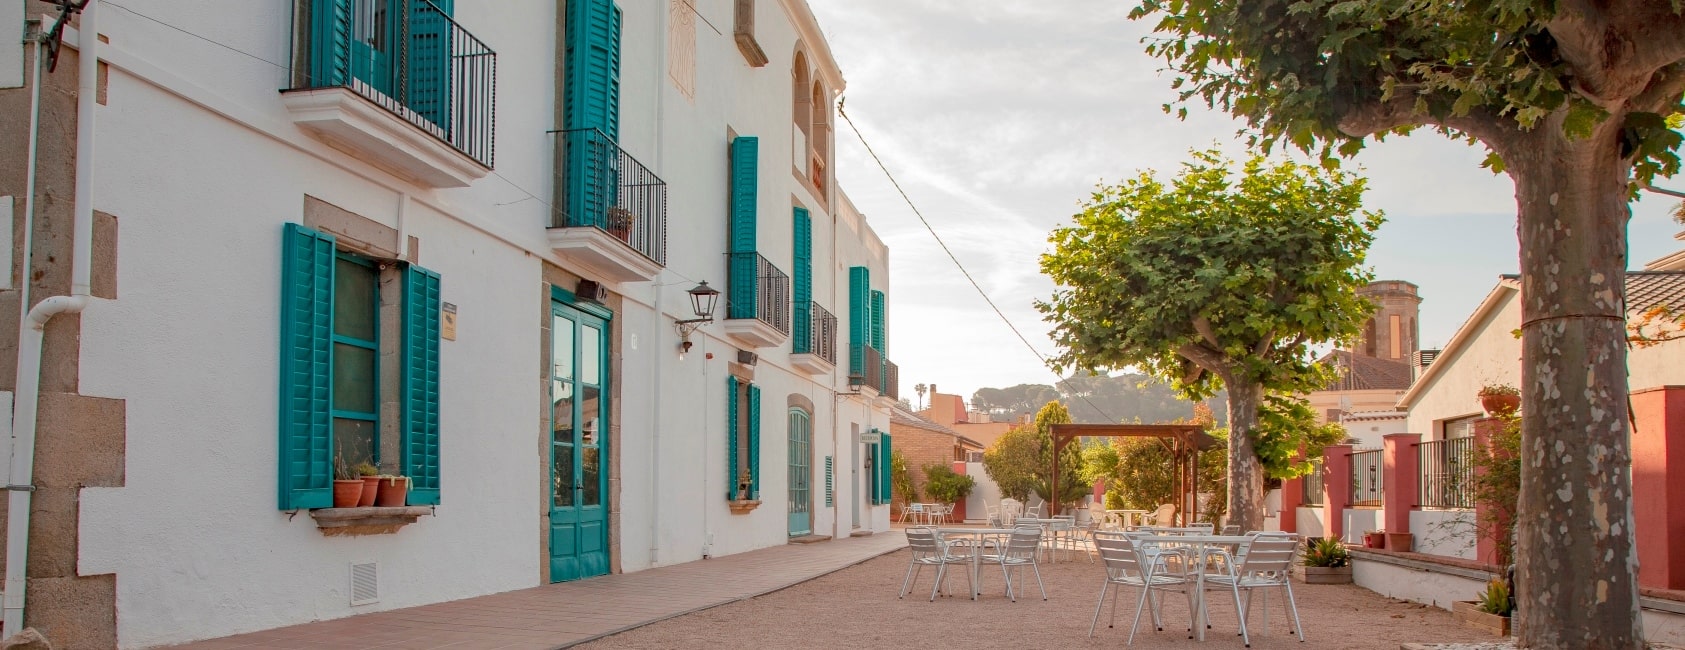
[103,1,290,72]
[835,100,1120,424]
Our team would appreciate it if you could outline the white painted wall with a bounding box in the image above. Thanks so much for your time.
[1341,508,1382,544]
[1353,557,1489,610]
[1295,506,1326,539]
[1410,509,1477,560]
[62,0,891,646]
[964,460,999,523]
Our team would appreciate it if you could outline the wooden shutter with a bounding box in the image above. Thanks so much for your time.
[878,432,893,505]
[847,267,869,376]
[869,290,885,353]
[564,0,623,140]
[402,264,443,505]
[726,375,739,500]
[407,0,455,134]
[791,207,812,352]
[307,0,354,86]
[748,383,762,500]
[728,137,760,319]
[278,223,336,510]
[866,435,879,504]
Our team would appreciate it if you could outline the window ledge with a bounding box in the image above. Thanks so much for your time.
[727,499,761,515]
[281,86,490,189]
[722,318,787,349]
[546,227,663,283]
[312,506,433,536]
[789,353,834,376]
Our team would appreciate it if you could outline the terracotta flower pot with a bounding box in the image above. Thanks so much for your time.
[358,477,381,507]
[1364,532,1386,549]
[332,480,364,508]
[1480,393,1521,416]
[375,476,410,507]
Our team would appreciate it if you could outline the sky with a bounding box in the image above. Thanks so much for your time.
[806,0,1685,403]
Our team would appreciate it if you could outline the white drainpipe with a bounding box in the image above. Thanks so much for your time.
[4,0,97,634]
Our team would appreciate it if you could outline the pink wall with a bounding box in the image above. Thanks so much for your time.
[1382,433,1421,550]
[1632,386,1685,590]
[1322,444,1353,541]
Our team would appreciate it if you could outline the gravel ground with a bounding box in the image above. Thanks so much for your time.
[582,547,1497,649]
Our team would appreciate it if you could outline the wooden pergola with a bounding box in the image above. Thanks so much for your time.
[1049,423,1221,527]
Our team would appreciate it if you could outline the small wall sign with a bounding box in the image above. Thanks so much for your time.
[860,431,882,445]
[441,302,458,341]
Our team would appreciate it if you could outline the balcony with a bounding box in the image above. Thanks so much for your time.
[722,252,791,348]
[547,129,668,283]
[790,302,837,375]
[283,0,496,188]
[849,344,898,400]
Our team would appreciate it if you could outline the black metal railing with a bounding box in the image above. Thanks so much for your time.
[1350,448,1384,507]
[1418,437,1476,509]
[851,344,884,392]
[293,0,496,168]
[552,128,668,265]
[794,302,837,364]
[1303,459,1326,505]
[884,358,899,400]
[727,252,790,333]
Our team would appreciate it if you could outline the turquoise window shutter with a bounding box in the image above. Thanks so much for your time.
[748,383,762,500]
[728,137,760,319]
[278,223,337,510]
[564,0,623,140]
[406,0,455,134]
[879,432,893,505]
[726,375,739,500]
[866,437,879,504]
[791,207,812,352]
[847,267,869,376]
[402,264,443,505]
[869,290,885,353]
[307,0,353,86]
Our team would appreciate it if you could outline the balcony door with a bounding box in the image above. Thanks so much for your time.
[550,302,610,582]
[788,408,812,536]
[350,0,398,97]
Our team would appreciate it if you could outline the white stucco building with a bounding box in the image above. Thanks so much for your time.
[0,0,896,646]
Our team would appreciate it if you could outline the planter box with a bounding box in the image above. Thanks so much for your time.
[1386,532,1414,552]
[1452,601,1512,636]
[1297,565,1353,584]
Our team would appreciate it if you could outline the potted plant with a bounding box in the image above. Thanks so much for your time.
[1298,537,1353,583]
[1478,383,1521,416]
[375,475,410,507]
[1453,578,1513,636]
[332,456,363,509]
[1363,529,1386,548]
[354,462,381,507]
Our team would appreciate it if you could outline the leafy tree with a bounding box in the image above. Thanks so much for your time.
[890,450,916,505]
[971,384,1061,419]
[1029,401,1089,513]
[1058,372,1229,426]
[1038,150,1380,532]
[1473,415,1523,568]
[921,463,977,504]
[1130,2,1684,642]
[982,425,1039,501]
[1255,394,1351,480]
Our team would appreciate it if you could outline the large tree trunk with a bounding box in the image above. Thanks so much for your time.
[1507,111,1643,649]
[1223,375,1266,531]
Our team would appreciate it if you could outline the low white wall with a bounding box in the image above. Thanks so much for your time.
[964,461,998,522]
[1296,506,1326,539]
[1410,509,1477,560]
[1342,508,1382,544]
[1354,555,1489,610]
[1645,608,1685,646]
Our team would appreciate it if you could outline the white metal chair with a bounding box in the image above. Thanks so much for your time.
[899,527,974,601]
[978,526,1047,601]
[1139,503,1176,527]
[1090,531,1194,644]
[899,502,925,524]
[1203,534,1305,646]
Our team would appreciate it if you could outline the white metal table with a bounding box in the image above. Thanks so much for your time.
[931,527,1016,599]
[1105,509,1148,529]
[1133,534,1254,641]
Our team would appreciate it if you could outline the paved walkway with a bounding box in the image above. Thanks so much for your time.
[174,531,907,649]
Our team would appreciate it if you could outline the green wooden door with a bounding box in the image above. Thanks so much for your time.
[788,409,812,536]
[550,304,610,582]
[349,0,397,97]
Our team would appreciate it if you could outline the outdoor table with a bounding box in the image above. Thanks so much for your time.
[1106,509,1147,529]
[932,527,1016,599]
[1133,534,1254,641]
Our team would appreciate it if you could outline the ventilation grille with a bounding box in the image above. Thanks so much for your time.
[1414,349,1440,368]
[350,562,379,606]
[824,456,834,507]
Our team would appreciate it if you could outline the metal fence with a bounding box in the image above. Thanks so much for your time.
[1303,459,1326,506]
[552,128,668,265]
[852,344,884,392]
[794,302,837,364]
[884,359,899,400]
[1418,437,1476,509]
[727,252,791,333]
[1350,448,1384,507]
[293,0,497,168]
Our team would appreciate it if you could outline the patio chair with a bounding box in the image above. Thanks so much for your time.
[985,504,1002,527]
[899,527,974,601]
[1139,503,1176,527]
[978,526,1047,601]
[1023,503,1044,519]
[899,503,925,525]
[1090,531,1194,644]
[1203,534,1305,646]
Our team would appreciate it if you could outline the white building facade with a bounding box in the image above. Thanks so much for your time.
[0,0,894,646]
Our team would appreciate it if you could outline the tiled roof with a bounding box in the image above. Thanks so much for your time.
[1318,350,1413,391]
[1499,271,1685,314]
[890,406,984,448]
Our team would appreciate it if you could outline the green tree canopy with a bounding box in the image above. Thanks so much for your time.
[981,425,1039,502]
[1038,150,1380,532]
[1129,2,1684,642]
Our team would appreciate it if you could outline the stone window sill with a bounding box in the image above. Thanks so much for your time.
[728,499,761,515]
[311,506,433,536]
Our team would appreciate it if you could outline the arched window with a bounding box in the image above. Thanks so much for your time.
[792,50,812,163]
[810,81,829,196]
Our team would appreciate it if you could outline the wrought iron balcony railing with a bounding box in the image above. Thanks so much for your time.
[1418,437,1476,509]
[727,252,790,333]
[293,0,496,168]
[793,302,837,364]
[1350,448,1384,507]
[884,358,899,400]
[851,344,883,392]
[552,128,668,265]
